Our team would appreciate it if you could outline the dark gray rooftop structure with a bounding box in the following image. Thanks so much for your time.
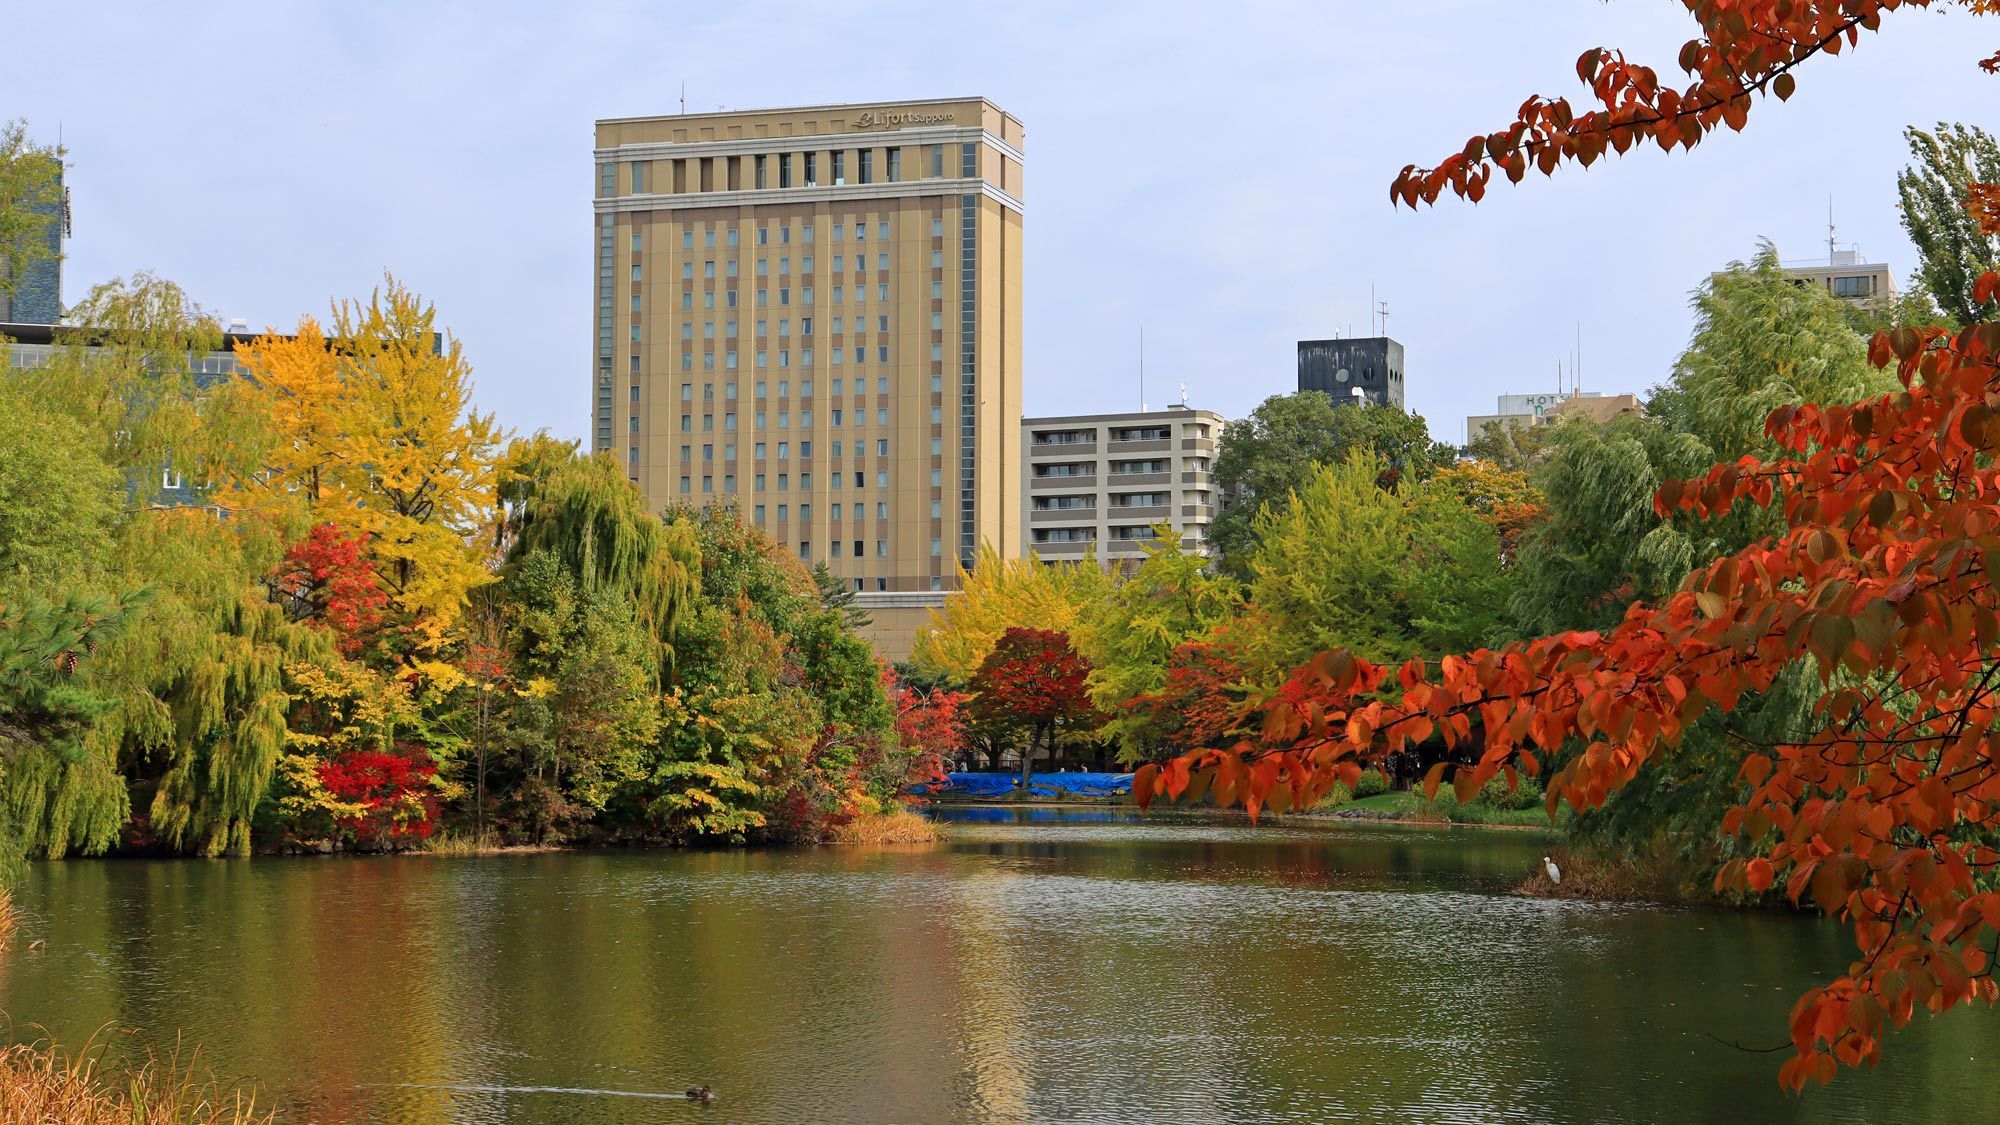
[1297,336,1404,409]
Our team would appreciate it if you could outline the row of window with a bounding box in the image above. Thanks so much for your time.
[663,347,906,372]
[663,220,910,250]
[1029,423,1210,445]
[1032,458,1189,477]
[673,316,901,340]
[605,146,951,198]
[1031,526,1175,544]
[675,377,917,399]
[670,406,902,432]
[670,253,911,281]
[679,440,895,460]
[1031,491,1209,511]
[671,467,958,491]
[646,280,932,313]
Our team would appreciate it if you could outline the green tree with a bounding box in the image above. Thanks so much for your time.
[1210,393,1453,569]
[1461,417,1554,474]
[0,594,135,871]
[1507,416,1711,635]
[1648,243,1889,463]
[0,382,118,604]
[1896,122,2000,325]
[496,435,699,672]
[1513,245,1896,636]
[10,275,343,856]
[633,506,892,843]
[1071,527,1241,762]
[1232,454,1513,687]
[495,549,661,843]
[0,120,63,311]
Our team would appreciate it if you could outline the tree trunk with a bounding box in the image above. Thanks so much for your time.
[1018,726,1039,791]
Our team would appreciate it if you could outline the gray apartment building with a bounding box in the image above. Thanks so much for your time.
[1022,406,1224,566]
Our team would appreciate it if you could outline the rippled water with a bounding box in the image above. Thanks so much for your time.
[5,808,1998,1123]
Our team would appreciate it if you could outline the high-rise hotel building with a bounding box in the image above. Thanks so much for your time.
[592,98,1024,593]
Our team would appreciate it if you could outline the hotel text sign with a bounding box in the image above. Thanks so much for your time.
[852,110,956,129]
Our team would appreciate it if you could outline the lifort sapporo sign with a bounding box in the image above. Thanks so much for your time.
[851,109,956,129]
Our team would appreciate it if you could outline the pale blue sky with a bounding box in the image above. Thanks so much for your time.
[8,1,1993,443]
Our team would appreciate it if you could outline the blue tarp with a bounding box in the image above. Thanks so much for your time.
[912,771,1134,799]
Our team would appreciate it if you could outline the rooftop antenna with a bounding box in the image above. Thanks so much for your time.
[1828,196,1838,264]
[1179,381,1190,409]
[1377,298,1390,338]
[680,82,686,115]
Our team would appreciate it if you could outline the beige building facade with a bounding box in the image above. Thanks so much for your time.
[1466,390,1641,443]
[1022,406,1224,566]
[592,97,1025,600]
[1778,250,1898,306]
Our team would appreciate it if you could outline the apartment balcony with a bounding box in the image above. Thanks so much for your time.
[1032,539,1092,556]
[1031,440,1097,456]
[1180,470,1211,485]
[1107,437,1171,454]
[1032,474,1097,490]
[1180,504,1216,519]
[1180,437,1216,452]
[1106,503,1170,520]
[1030,507,1098,523]
[1107,471,1171,487]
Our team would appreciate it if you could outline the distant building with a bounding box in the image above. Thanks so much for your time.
[4,319,267,504]
[592,97,1026,601]
[1022,405,1224,567]
[1779,249,1897,306]
[0,163,65,324]
[1297,336,1404,409]
[1465,390,1641,444]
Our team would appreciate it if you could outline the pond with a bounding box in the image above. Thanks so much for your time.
[5,807,1998,1123]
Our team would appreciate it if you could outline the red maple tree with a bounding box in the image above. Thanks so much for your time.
[969,627,1095,786]
[318,743,441,846]
[890,670,968,786]
[269,523,390,659]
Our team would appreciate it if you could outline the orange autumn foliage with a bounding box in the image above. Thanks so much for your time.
[1393,1,1997,207]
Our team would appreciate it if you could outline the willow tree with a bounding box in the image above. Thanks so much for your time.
[0,276,339,854]
[496,434,699,666]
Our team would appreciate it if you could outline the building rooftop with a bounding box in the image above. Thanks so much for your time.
[598,96,1017,128]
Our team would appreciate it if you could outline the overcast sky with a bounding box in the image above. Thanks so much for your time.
[8,1,1993,443]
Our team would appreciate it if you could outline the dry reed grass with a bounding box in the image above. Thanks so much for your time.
[833,809,944,844]
[1519,847,1696,904]
[0,890,18,950]
[0,1029,274,1124]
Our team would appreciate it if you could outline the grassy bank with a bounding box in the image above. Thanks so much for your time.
[0,1034,273,1124]
[1305,772,1560,830]
[833,809,944,844]
[1328,791,1560,829]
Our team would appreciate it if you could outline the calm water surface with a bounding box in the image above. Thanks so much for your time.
[6,808,1999,1123]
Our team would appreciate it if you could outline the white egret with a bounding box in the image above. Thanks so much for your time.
[1543,856,1562,886]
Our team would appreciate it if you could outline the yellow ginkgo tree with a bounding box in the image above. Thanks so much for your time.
[234,279,505,656]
